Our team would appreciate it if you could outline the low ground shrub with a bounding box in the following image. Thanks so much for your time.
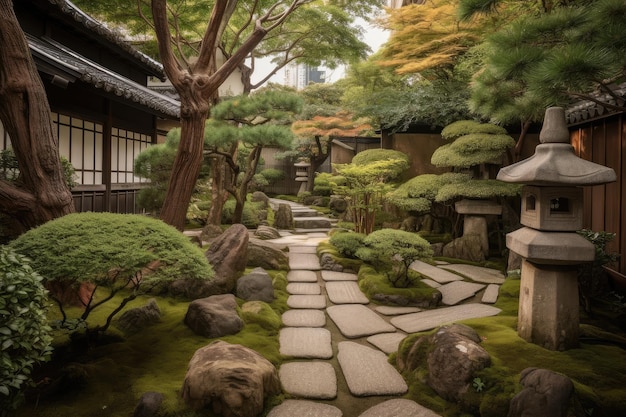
[328,231,366,259]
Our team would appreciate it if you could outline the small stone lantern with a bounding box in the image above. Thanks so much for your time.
[497,107,616,350]
[294,160,311,194]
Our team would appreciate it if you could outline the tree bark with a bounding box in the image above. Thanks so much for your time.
[0,0,75,234]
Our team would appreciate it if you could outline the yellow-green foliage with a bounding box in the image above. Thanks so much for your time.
[435,179,522,202]
[357,264,438,304]
[387,173,470,213]
[351,148,410,166]
[432,120,515,169]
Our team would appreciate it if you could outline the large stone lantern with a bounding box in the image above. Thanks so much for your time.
[294,160,311,194]
[497,107,616,350]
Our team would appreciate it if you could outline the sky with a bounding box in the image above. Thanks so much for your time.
[250,16,390,86]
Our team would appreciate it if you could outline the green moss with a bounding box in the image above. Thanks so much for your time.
[358,264,438,305]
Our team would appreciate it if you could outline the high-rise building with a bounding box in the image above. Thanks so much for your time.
[284,63,326,90]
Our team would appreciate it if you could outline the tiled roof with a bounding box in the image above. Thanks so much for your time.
[28,35,180,119]
[46,0,165,79]
[566,83,626,125]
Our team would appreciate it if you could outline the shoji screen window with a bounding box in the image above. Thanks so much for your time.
[54,113,103,185]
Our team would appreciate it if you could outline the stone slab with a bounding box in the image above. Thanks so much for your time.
[327,305,395,338]
[390,304,502,333]
[439,264,506,284]
[281,309,326,327]
[367,332,407,354]
[358,399,442,417]
[321,270,358,281]
[287,270,318,283]
[482,284,500,304]
[287,295,327,309]
[287,283,321,295]
[289,253,321,270]
[289,245,319,254]
[409,260,463,283]
[325,281,369,304]
[421,279,441,288]
[375,306,421,316]
[279,327,332,359]
[267,400,342,417]
[294,217,332,229]
[279,362,337,399]
[438,281,486,305]
[337,341,408,396]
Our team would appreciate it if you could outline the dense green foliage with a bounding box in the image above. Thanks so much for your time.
[387,172,471,213]
[356,228,433,287]
[328,230,366,258]
[0,247,52,416]
[9,213,213,334]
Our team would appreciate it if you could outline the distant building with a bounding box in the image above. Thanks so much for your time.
[284,63,326,90]
[388,0,425,8]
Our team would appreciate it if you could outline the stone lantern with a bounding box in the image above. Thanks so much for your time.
[294,160,311,194]
[497,107,616,351]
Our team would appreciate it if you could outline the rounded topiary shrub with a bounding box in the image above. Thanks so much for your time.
[0,246,53,415]
[329,231,366,259]
[9,213,213,334]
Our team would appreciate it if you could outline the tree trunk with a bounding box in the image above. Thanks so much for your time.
[0,0,75,234]
[207,156,228,225]
[306,135,331,192]
[232,146,262,224]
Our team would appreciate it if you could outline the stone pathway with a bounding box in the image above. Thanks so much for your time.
[266,199,504,417]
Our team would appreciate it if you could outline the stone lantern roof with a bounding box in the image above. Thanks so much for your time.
[497,107,616,186]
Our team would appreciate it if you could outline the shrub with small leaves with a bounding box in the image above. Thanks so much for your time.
[0,246,53,415]
[329,231,366,259]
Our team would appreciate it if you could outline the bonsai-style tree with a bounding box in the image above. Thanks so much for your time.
[333,149,409,234]
[9,213,213,337]
[356,228,433,288]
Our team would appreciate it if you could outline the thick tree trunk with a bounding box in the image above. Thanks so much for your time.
[207,156,229,225]
[0,0,74,234]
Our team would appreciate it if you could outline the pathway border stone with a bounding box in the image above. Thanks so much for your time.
[325,281,369,304]
[327,305,395,338]
[410,260,463,283]
[438,281,486,305]
[390,303,502,333]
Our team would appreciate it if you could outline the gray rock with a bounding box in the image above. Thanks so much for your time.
[247,237,290,270]
[279,362,337,399]
[267,400,342,417]
[442,235,486,263]
[184,294,243,338]
[279,327,333,359]
[327,305,395,338]
[337,341,408,396]
[254,225,281,240]
[274,203,294,229]
[251,191,270,207]
[116,298,161,334]
[294,217,332,229]
[508,368,574,417]
[132,391,163,417]
[358,399,442,417]
[182,341,280,416]
[482,284,500,304]
[237,267,275,302]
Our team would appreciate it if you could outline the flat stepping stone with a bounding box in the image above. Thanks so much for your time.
[327,305,395,338]
[375,306,420,316]
[481,284,500,304]
[279,328,332,359]
[289,245,318,254]
[287,270,318,283]
[281,309,326,327]
[321,270,358,281]
[287,295,327,309]
[367,332,407,354]
[439,264,506,284]
[325,281,369,304]
[390,303,502,333]
[289,253,321,270]
[267,400,342,417]
[438,281,486,305]
[294,217,332,229]
[358,399,442,417]
[287,283,321,295]
[279,362,337,399]
[409,260,463,283]
[337,341,408,396]
[421,278,441,288]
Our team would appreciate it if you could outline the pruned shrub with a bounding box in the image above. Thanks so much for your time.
[9,213,213,337]
[221,199,263,228]
[329,231,366,259]
[0,247,53,415]
[356,229,433,288]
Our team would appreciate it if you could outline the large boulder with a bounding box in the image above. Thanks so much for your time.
[182,341,280,417]
[442,235,485,263]
[508,368,574,417]
[184,294,243,338]
[254,225,281,240]
[250,191,270,208]
[132,392,164,417]
[247,238,289,270]
[236,268,275,303]
[170,224,249,299]
[397,324,491,402]
[115,298,161,334]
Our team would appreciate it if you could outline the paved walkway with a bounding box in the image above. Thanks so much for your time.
[265,199,503,417]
